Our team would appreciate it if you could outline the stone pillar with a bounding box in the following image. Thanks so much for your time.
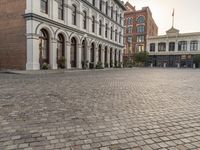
[102,46,105,68]
[87,44,91,68]
[166,42,169,52]
[120,49,123,66]
[77,44,82,69]
[66,41,71,69]
[193,63,196,69]
[175,42,178,52]
[155,43,158,52]
[94,47,98,66]
[26,34,40,70]
[112,49,115,67]
[107,48,110,68]
[50,38,58,69]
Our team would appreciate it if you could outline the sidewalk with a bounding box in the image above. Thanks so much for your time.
[0,68,120,75]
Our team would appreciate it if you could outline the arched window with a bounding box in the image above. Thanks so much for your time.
[92,16,95,33]
[115,29,117,42]
[83,11,87,29]
[116,11,118,22]
[72,5,76,25]
[41,0,48,14]
[137,25,145,33]
[127,18,133,25]
[99,20,102,35]
[127,26,132,34]
[58,0,64,20]
[119,31,121,43]
[137,16,145,23]
[39,29,49,66]
[190,40,198,51]
[106,1,108,15]
[111,6,113,18]
[92,0,95,6]
[105,23,108,38]
[99,0,102,11]
[110,26,113,40]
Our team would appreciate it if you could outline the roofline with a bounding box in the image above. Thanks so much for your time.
[148,32,200,39]
[114,0,126,10]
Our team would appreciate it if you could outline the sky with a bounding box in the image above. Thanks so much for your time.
[123,0,200,35]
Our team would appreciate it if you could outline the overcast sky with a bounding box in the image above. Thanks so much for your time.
[123,0,200,35]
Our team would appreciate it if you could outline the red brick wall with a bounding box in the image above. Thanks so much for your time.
[0,0,26,70]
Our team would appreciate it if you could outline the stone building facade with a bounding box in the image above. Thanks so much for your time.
[123,2,158,63]
[147,27,200,68]
[0,0,125,70]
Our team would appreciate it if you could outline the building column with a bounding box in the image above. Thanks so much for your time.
[107,47,110,68]
[120,49,123,63]
[66,41,71,69]
[155,43,158,52]
[175,41,178,52]
[50,38,58,69]
[94,46,98,66]
[77,44,82,69]
[101,46,105,68]
[166,42,169,52]
[26,34,40,70]
[112,49,115,67]
[116,49,119,66]
[87,44,91,64]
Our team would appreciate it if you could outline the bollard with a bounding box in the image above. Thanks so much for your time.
[193,63,196,69]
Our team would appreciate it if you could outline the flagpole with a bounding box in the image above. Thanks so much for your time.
[172,9,174,27]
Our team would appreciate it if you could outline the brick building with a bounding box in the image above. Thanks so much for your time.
[0,0,125,70]
[123,2,158,63]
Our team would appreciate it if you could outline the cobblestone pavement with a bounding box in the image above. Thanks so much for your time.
[0,68,200,150]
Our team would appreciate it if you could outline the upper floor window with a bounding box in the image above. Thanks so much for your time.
[116,11,118,22]
[58,0,64,20]
[92,0,95,6]
[190,40,198,51]
[127,26,132,34]
[158,42,166,51]
[127,36,132,43]
[150,43,155,52]
[137,35,144,42]
[92,16,95,33]
[41,0,48,14]
[115,29,117,41]
[99,20,102,35]
[105,24,108,38]
[72,5,77,25]
[111,6,113,18]
[111,27,113,40]
[119,31,121,43]
[106,2,108,15]
[136,44,144,52]
[99,0,102,11]
[178,41,187,51]
[127,18,133,25]
[169,42,175,51]
[83,11,87,29]
[137,16,145,23]
[137,25,145,33]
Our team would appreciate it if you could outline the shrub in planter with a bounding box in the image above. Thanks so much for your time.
[135,51,149,67]
[58,56,66,69]
[96,62,104,69]
[41,62,49,70]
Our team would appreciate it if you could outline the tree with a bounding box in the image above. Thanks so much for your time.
[193,54,200,68]
[135,51,149,66]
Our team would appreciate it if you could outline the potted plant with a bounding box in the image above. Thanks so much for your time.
[96,62,104,69]
[41,62,49,70]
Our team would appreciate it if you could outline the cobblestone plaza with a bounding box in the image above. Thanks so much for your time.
[0,68,200,150]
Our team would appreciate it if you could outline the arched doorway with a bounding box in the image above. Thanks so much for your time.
[110,48,113,67]
[39,29,50,69]
[115,49,117,67]
[105,46,108,67]
[82,39,87,68]
[98,45,102,63]
[90,43,95,68]
[57,34,65,68]
[71,37,77,68]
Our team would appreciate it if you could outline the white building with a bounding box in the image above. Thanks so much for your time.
[146,27,200,68]
[25,0,125,70]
